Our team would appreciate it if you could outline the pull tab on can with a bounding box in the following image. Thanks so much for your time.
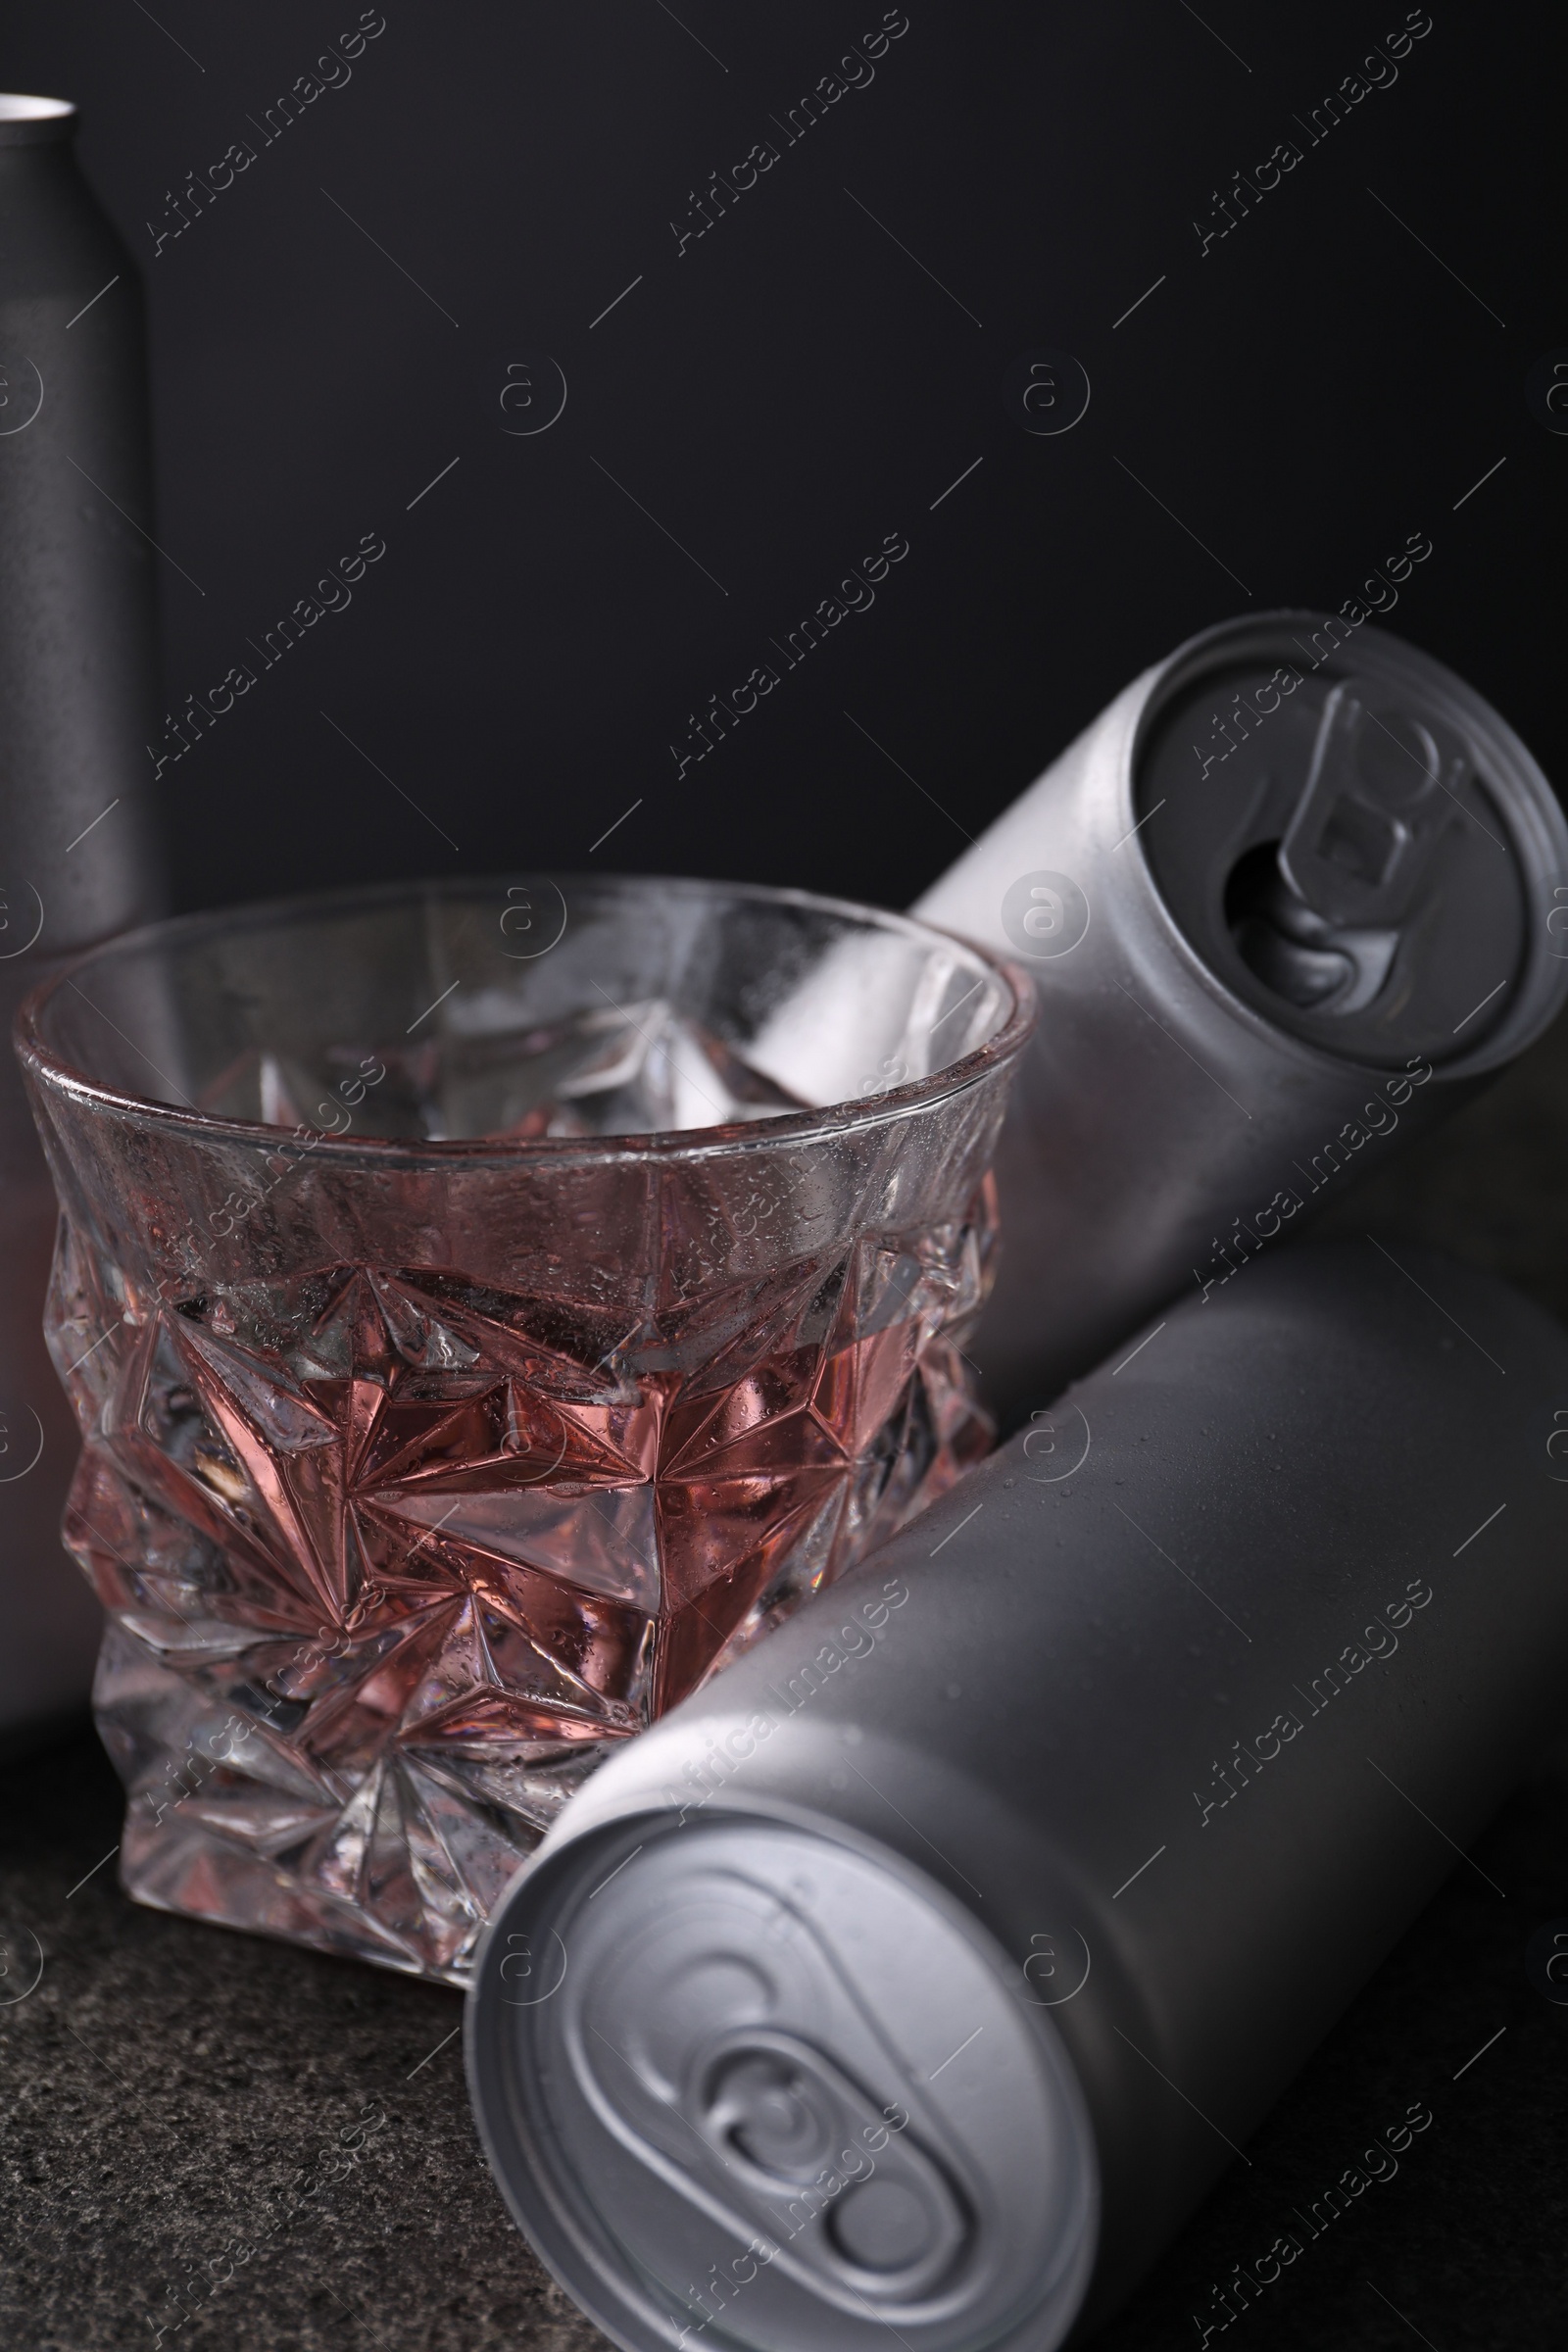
[1281,683,1458,926]
[1136,643,1536,1068]
[1234,683,1473,1023]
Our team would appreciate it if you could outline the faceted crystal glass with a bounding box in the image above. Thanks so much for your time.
[16,877,1031,1984]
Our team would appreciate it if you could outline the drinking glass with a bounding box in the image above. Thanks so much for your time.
[16,876,1031,1983]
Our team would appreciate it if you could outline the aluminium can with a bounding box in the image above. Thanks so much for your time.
[466,1240,1568,2352]
[911,611,1568,1415]
[2,92,168,1750]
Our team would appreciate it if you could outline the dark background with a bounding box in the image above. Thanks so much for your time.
[4,7,1567,2351]
[4,0,1565,918]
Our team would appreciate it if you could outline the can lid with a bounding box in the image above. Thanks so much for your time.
[0,94,77,146]
[1134,619,1563,1067]
[467,1813,1099,2352]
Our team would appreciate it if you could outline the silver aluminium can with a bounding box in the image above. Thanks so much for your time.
[913,611,1568,1411]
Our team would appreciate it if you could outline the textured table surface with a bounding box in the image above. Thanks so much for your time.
[4,1016,1567,2352]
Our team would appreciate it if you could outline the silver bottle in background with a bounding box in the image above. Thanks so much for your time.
[913,612,1568,1416]
[2,93,168,1752]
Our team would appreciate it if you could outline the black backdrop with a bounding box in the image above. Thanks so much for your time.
[5,12,1568,2352]
[5,0,1564,919]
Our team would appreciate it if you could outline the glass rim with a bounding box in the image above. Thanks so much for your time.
[15,873,1036,1168]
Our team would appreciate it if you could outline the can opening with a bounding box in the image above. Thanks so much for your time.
[1134,644,1533,1066]
[1225,839,1399,1014]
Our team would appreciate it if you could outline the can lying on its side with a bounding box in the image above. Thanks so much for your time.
[913,612,1568,1415]
[466,1240,1568,2352]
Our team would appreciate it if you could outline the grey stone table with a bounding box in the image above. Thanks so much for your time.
[4,1017,1567,2352]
